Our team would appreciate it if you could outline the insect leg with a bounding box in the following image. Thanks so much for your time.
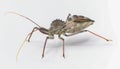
[28,27,40,42]
[42,35,54,58]
[83,30,112,42]
[42,37,50,58]
[58,35,65,58]
[16,29,38,61]
[64,30,112,42]
[28,27,49,42]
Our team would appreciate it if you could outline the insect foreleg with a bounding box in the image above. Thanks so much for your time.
[28,27,39,42]
[16,29,38,61]
[28,27,49,42]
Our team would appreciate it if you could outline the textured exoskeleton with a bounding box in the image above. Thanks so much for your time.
[7,12,112,60]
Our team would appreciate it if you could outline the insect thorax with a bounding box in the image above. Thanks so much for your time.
[49,19,66,35]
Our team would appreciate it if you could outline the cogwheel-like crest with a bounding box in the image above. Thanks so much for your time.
[51,19,65,27]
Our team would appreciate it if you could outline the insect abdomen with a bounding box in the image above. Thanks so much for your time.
[66,22,93,33]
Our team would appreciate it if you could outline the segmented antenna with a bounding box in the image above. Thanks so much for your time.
[6,12,41,28]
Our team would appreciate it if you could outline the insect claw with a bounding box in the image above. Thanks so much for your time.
[106,39,112,42]
[27,40,30,42]
[63,54,65,58]
[42,54,44,59]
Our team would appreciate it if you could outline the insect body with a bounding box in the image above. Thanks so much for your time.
[7,12,112,60]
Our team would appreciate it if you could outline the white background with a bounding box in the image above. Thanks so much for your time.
[0,0,119,69]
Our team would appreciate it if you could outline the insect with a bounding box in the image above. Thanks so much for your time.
[7,12,112,60]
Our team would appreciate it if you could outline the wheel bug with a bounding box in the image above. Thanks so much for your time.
[7,12,112,60]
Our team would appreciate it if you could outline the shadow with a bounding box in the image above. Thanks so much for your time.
[65,37,90,46]
[25,36,112,57]
[29,36,92,48]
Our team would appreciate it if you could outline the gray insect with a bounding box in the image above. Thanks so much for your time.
[7,12,112,60]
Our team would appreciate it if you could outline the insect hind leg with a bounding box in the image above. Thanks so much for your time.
[83,30,112,42]
[64,30,112,42]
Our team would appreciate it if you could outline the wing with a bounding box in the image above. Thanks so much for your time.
[63,15,94,33]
